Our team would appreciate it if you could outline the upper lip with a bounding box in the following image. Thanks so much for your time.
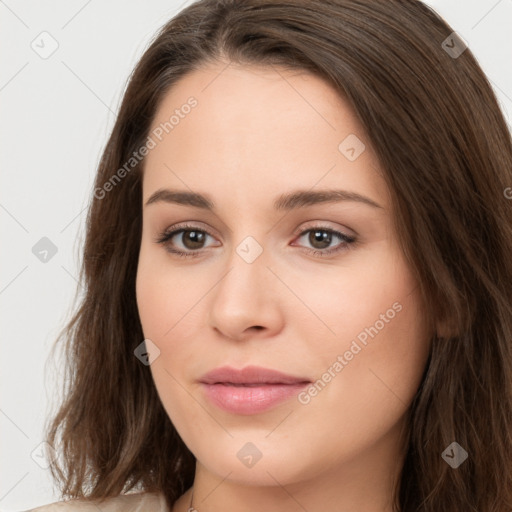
[199,365,311,385]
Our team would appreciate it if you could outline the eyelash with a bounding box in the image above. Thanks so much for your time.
[154,222,357,259]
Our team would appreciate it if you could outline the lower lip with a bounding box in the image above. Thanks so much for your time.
[200,382,309,415]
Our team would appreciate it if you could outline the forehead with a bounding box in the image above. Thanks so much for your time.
[142,62,388,211]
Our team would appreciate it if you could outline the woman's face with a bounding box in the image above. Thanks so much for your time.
[136,62,432,492]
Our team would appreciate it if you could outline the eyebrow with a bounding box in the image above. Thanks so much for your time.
[144,188,383,210]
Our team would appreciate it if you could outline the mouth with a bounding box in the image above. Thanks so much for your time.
[199,365,311,415]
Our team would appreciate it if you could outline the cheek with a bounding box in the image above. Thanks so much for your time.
[293,288,430,472]
[136,245,204,340]
[313,289,429,430]
[135,254,204,426]
[136,264,167,339]
[284,242,417,346]
[135,246,214,418]
[299,245,430,423]
[334,294,430,401]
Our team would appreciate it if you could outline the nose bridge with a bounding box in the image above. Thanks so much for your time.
[220,231,271,299]
[218,203,271,270]
[207,226,281,336]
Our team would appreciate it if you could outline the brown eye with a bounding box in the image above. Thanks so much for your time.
[179,230,207,250]
[308,229,334,250]
[293,226,357,257]
[155,223,357,259]
[154,224,217,258]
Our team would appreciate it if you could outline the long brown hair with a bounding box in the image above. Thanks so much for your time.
[44,0,512,510]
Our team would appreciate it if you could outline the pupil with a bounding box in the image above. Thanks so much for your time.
[184,230,204,249]
[310,230,331,249]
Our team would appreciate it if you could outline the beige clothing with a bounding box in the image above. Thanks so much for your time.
[23,491,169,512]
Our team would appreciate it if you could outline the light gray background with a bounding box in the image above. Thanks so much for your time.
[1,1,511,510]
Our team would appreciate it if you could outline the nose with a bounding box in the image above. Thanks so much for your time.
[208,245,284,342]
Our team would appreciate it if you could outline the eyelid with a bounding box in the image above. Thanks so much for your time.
[291,220,356,239]
[157,220,353,244]
[158,221,221,240]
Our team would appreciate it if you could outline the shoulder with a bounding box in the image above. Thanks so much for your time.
[24,491,168,512]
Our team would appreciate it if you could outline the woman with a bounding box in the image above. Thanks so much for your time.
[28,0,512,511]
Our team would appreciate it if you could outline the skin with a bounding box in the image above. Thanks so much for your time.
[136,61,435,512]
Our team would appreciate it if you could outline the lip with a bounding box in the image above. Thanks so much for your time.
[199,365,311,415]
[200,365,311,385]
